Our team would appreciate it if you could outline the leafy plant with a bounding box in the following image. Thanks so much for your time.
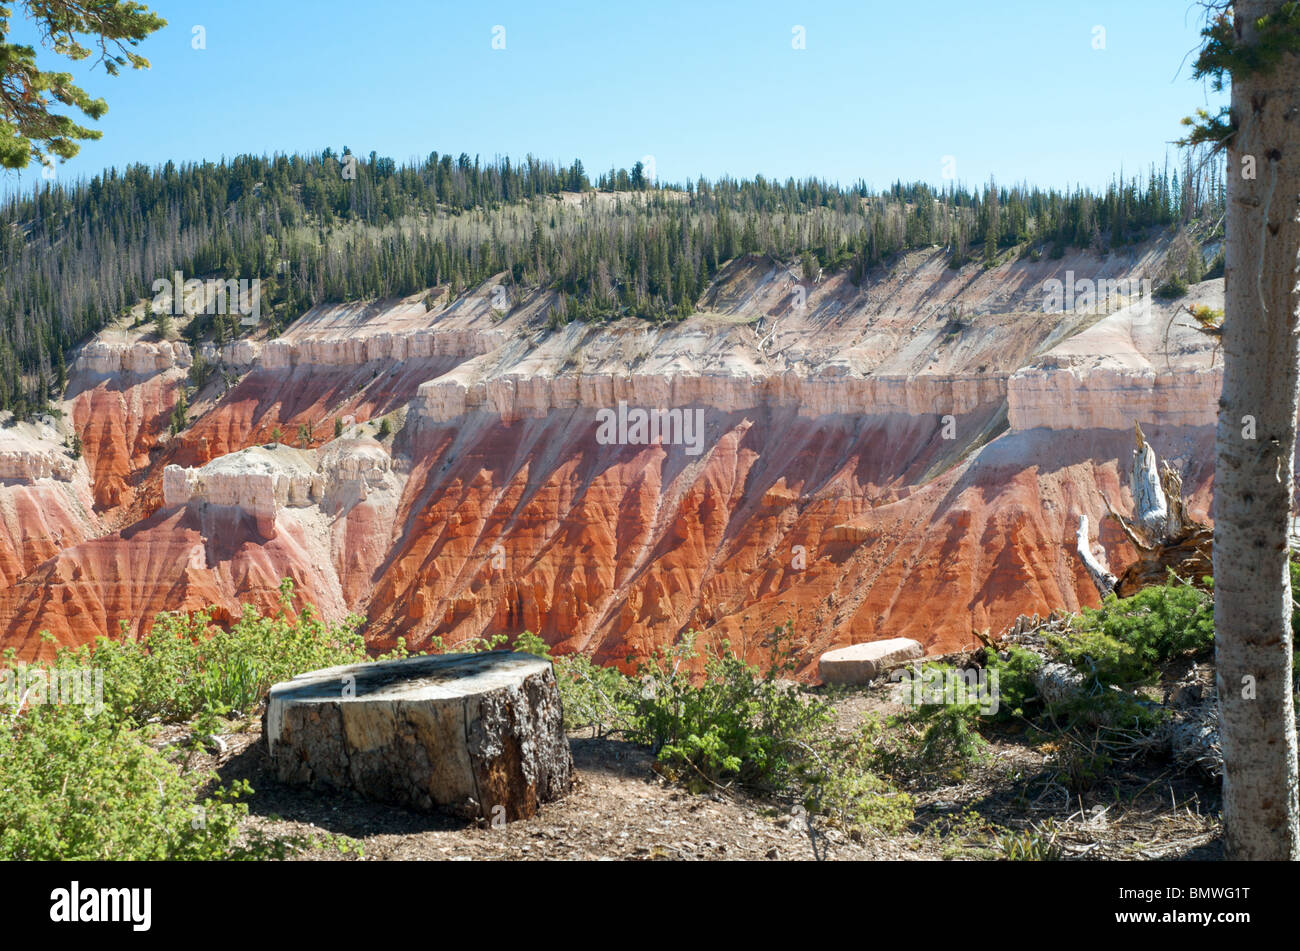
[1049,579,1214,687]
[629,623,831,791]
[58,578,365,725]
[553,653,637,735]
[0,701,286,860]
[983,645,1044,720]
[996,823,1063,861]
[804,719,914,837]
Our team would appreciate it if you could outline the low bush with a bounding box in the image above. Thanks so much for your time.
[629,624,833,791]
[983,645,1044,720]
[1048,579,1213,687]
[804,719,914,836]
[56,579,366,726]
[0,702,286,860]
[0,581,369,860]
[996,823,1063,861]
[620,623,914,836]
[1155,274,1189,298]
[552,653,637,735]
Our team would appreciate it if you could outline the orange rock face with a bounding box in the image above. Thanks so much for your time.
[0,260,1226,675]
[361,413,1212,673]
[68,366,185,520]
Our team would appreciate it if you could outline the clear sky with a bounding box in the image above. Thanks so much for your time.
[5,0,1226,195]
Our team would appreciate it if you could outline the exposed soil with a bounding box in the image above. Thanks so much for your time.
[164,683,1223,861]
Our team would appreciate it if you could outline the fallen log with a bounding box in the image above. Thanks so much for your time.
[264,651,573,821]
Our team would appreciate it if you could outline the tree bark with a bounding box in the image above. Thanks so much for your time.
[264,652,573,821]
[1075,514,1118,600]
[1215,0,1300,860]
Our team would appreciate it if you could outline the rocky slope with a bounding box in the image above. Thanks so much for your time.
[0,239,1224,671]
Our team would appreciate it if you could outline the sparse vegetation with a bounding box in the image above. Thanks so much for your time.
[996,823,1064,861]
[1,570,1264,860]
[628,625,831,791]
[58,579,365,726]
[1156,274,1189,299]
[168,390,189,435]
[0,700,278,860]
[0,580,360,860]
[1048,578,1215,688]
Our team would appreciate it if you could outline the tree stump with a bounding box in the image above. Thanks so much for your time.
[263,651,572,821]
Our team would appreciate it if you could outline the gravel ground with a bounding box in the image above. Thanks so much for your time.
[164,682,1223,861]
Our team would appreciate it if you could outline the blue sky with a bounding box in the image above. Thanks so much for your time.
[6,0,1225,195]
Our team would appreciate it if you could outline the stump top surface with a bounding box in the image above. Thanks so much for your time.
[268,651,552,704]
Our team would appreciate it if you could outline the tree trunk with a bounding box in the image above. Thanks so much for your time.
[264,652,573,822]
[1075,514,1118,599]
[1215,0,1300,860]
[1075,424,1211,600]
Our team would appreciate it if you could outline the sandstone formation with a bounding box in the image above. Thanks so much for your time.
[1007,281,1225,431]
[0,243,1227,675]
[0,422,100,591]
[164,446,324,529]
[74,339,192,377]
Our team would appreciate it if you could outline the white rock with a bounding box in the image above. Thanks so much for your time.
[162,445,320,518]
[73,340,191,376]
[163,439,397,522]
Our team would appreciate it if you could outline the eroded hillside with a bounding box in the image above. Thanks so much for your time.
[0,240,1224,673]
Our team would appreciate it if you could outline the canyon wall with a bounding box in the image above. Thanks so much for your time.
[0,246,1226,673]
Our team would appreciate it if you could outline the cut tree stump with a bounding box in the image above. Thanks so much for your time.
[263,651,573,821]
[818,637,924,685]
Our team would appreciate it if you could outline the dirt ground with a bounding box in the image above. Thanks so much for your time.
[165,683,1223,861]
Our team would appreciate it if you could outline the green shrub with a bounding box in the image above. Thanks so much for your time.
[629,623,832,791]
[1049,627,1146,687]
[869,669,991,783]
[508,631,552,659]
[1049,683,1165,733]
[552,652,637,735]
[0,702,284,860]
[982,645,1044,720]
[804,719,914,836]
[1049,579,1213,687]
[996,823,1063,861]
[1155,274,1189,299]
[905,701,990,773]
[0,582,386,861]
[59,579,366,725]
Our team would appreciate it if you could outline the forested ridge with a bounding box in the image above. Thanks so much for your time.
[0,146,1223,417]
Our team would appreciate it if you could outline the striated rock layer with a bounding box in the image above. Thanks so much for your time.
[0,248,1229,673]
